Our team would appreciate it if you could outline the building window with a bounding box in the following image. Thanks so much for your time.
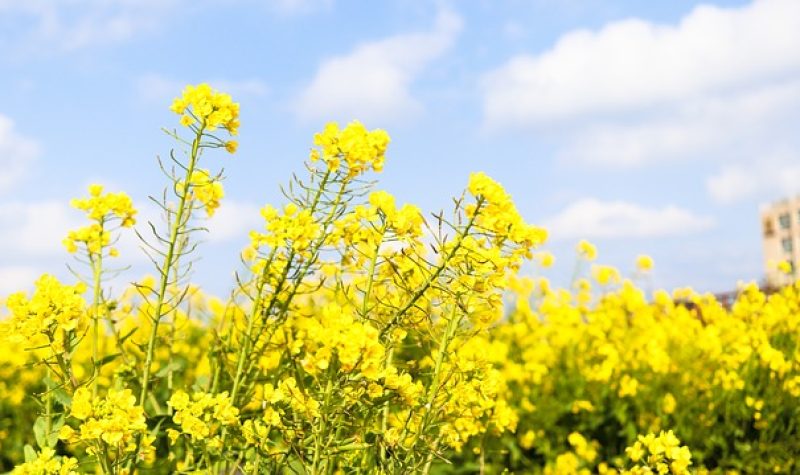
[782,237,793,253]
[779,213,791,229]
[764,218,775,237]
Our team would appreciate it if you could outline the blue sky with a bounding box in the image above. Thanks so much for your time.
[1,0,798,296]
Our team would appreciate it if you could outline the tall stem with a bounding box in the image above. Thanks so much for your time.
[90,246,103,398]
[379,197,484,339]
[139,125,203,406]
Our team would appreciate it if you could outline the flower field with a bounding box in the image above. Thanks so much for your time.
[1,85,799,474]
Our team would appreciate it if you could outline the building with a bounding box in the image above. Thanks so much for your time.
[761,196,800,287]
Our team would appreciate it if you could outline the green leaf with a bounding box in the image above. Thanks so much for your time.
[23,444,37,463]
[33,417,47,450]
[96,353,122,368]
[49,415,64,448]
[155,361,183,378]
[118,326,138,344]
[52,388,72,407]
[192,375,210,392]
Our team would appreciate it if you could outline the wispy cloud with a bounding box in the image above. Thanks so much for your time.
[137,74,269,103]
[707,149,800,204]
[0,0,182,54]
[543,198,714,240]
[0,266,42,296]
[481,0,800,207]
[294,9,462,125]
[483,0,800,127]
[0,115,41,194]
[0,201,79,256]
[205,199,262,243]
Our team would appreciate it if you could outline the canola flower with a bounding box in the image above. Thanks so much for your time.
[310,121,390,176]
[63,184,136,256]
[170,83,240,138]
[11,448,79,475]
[59,388,153,465]
[1,275,87,364]
[1,86,800,474]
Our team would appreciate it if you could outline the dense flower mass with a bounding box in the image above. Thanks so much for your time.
[1,87,799,474]
[622,431,692,475]
[60,388,152,461]
[63,184,137,256]
[180,169,225,217]
[310,121,390,176]
[170,83,240,136]
[1,274,86,350]
[11,448,78,475]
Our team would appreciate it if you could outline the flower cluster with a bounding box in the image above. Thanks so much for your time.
[3,88,800,475]
[249,203,320,254]
[63,184,136,256]
[467,172,548,250]
[167,391,239,449]
[310,121,390,176]
[622,431,692,475]
[1,275,86,351]
[11,448,78,475]
[170,83,240,137]
[181,169,225,217]
[60,388,151,460]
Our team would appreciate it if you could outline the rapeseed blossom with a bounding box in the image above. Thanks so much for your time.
[60,388,151,460]
[1,275,86,350]
[2,86,799,474]
[170,83,240,136]
[180,169,224,217]
[311,121,390,176]
[63,184,137,256]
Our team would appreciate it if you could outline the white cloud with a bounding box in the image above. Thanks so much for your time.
[0,0,181,53]
[295,9,462,124]
[707,150,800,204]
[0,115,40,193]
[543,198,714,240]
[137,74,269,103]
[481,0,800,208]
[205,200,262,243]
[266,0,333,14]
[0,266,41,296]
[483,0,800,127]
[557,81,800,166]
[0,201,79,255]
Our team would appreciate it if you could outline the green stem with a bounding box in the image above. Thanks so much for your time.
[90,246,103,398]
[139,125,203,406]
[130,125,204,470]
[379,197,484,339]
[230,248,277,401]
[360,228,386,319]
[44,368,53,447]
[403,305,461,465]
[237,171,346,394]
[311,375,335,473]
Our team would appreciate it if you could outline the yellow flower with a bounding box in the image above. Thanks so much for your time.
[777,260,793,274]
[311,121,390,176]
[636,254,654,272]
[180,169,224,217]
[172,83,240,135]
[662,393,677,415]
[576,239,597,261]
[225,140,238,154]
[11,448,79,475]
[1,275,87,349]
[64,184,137,257]
[63,388,148,459]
